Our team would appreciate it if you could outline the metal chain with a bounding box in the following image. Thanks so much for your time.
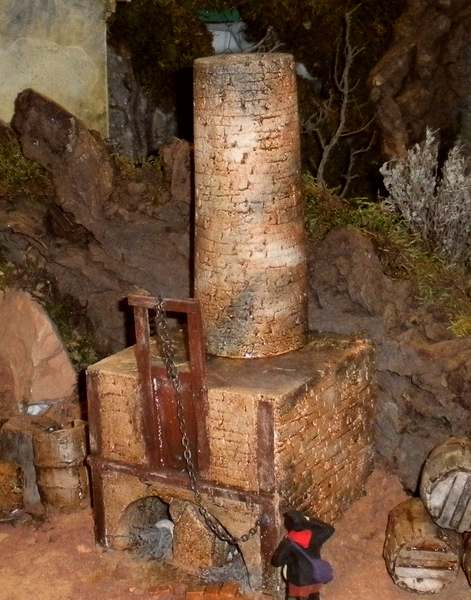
[153,296,262,545]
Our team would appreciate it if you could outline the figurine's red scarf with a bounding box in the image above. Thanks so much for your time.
[287,529,312,549]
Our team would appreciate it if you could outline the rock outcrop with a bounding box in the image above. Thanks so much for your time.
[107,42,177,161]
[369,0,471,158]
[3,90,191,352]
[0,288,78,420]
[309,228,471,490]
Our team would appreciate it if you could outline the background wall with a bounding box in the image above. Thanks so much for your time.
[0,0,108,135]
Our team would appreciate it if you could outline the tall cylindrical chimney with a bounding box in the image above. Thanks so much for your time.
[194,53,308,358]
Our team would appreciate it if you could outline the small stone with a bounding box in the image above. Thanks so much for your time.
[76,543,92,554]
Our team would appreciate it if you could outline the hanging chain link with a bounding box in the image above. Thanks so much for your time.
[153,296,262,544]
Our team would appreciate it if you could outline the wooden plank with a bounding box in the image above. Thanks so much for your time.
[88,455,273,505]
[450,474,471,531]
[259,501,279,590]
[128,294,199,313]
[438,472,469,529]
[151,366,197,471]
[257,401,275,493]
[87,462,107,546]
[187,305,210,473]
[133,306,162,467]
[395,567,456,580]
[86,371,102,456]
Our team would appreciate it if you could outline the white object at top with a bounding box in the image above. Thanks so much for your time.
[206,21,253,54]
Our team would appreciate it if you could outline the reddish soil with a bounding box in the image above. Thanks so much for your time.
[0,469,469,600]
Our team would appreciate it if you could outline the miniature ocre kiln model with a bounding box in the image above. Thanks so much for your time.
[86,54,375,595]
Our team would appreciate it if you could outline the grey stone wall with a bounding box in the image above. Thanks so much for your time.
[0,0,108,135]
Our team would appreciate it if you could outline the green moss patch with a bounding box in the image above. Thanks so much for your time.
[0,132,51,201]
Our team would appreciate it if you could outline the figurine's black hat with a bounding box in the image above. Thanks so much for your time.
[284,510,311,531]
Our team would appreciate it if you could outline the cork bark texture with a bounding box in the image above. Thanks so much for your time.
[88,336,374,512]
[169,500,228,573]
[273,338,375,523]
[194,53,308,358]
[88,335,375,592]
[205,387,259,492]
[88,348,147,466]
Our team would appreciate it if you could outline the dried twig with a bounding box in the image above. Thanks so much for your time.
[249,26,284,53]
[304,6,374,193]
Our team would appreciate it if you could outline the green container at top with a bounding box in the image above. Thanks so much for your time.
[198,8,240,23]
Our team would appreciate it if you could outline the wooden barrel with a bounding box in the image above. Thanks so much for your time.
[464,533,471,585]
[33,420,89,510]
[35,465,88,509]
[420,437,471,533]
[384,498,462,594]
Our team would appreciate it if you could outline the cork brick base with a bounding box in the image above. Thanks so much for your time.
[87,335,375,594]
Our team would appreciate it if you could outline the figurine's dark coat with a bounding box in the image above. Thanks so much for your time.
[271,511,335,587]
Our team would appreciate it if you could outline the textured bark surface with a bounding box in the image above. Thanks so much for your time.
[88,333,374,593]
[420,437,471,533]
[170,501,228,574]
[369,0,471,158]
[384,498,462,594]
[33,420,89,511]
[194,53,307,358]
[275,338,375,523]
[6,91,192,353]
[90,335,374,515]
[309,228,471,491]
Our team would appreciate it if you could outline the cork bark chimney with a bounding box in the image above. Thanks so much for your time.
[194,53,308,358]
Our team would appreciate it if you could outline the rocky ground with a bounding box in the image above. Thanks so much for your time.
[0,469,469,600]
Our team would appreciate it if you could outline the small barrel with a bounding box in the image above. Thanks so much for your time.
[464,534,471,586]
[384,498,462,594]
[35,465,88,509]
[33,420,89,510]
[420,437,471,533]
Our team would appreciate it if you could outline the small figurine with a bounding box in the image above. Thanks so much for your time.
[272,510,335,600]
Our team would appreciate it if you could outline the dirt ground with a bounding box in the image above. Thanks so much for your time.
[0,469,469,600]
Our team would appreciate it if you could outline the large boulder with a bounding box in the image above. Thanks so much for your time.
[0,288,78,420]
[369,0,471,157]
[5,90,191,352]
[309,228,471,490]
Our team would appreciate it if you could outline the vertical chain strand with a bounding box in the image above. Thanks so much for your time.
[153,296,262,544]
